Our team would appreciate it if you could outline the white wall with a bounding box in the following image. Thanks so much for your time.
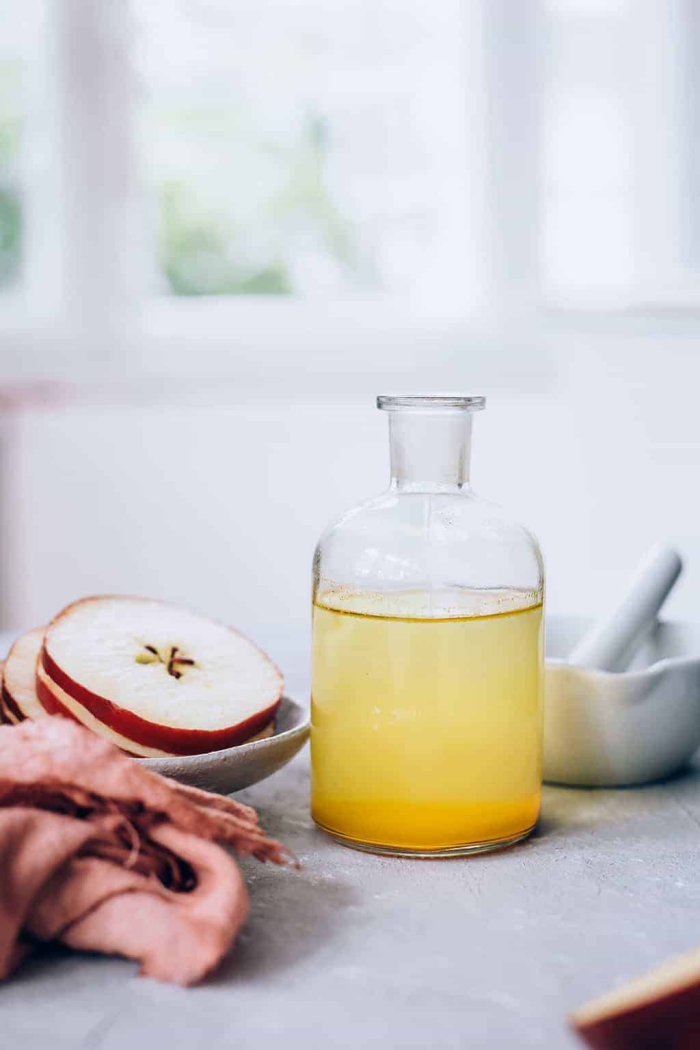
[2,333,699,644]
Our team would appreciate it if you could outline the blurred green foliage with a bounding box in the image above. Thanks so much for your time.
[0,186,21,286]
[156,112,367,297]
[0,59,22,289]
[161,182,292,296]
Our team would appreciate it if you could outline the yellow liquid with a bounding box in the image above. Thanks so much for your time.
[311,592,543,854]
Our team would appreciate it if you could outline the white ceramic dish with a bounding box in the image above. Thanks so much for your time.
[545,616,700,787]
[141,695,309,794]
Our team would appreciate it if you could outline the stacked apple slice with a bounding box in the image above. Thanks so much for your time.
[1,597,283,758]
[1,629,50,725]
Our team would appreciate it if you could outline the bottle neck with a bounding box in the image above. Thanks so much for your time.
[388,410,473,491]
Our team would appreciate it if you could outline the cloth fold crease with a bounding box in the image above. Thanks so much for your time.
[0,718,291,985]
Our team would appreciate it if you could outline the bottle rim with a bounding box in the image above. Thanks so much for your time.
[376,395,486,411]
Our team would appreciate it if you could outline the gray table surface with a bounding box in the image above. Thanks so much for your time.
[1,627,699,1049]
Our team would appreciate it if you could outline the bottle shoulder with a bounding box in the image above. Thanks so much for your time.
[314,488,544,595]
[317,489,541,549]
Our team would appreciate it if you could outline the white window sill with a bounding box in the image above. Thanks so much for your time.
[3,283,700,398]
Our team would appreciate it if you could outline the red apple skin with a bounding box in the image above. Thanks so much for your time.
[573,984,700,1049]
[35,671,147,755]
[1,683,25,723]
[34,671,82,725]
[41,596,283,755]
[37,667,273,758]
[40,646,280,756]
[3,628,52,723]
[0,688,18,724]
[0,669,21,722]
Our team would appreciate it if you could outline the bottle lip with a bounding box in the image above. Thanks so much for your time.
[377,395,486,412]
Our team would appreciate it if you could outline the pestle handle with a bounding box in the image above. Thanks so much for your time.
[568,544,683,672]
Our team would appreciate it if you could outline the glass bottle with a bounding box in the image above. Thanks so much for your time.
[311,395,544,856]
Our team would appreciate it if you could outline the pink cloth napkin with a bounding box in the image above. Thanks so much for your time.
[0,718,291,985]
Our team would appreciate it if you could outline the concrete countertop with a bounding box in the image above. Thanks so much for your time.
[1,628,699,1049]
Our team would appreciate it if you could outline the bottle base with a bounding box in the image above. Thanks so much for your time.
[313,819,537,858]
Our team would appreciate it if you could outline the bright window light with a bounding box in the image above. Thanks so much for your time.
[132,0,470,304]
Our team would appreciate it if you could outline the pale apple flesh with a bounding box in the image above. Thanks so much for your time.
[36,663,177,757]
[572,946,700,1048]
[42,596,283,754]
[2,628,51,723]
[0,657,19,724]
[2,601,282,757]
[36,664,274,754]
[0,688,20,723]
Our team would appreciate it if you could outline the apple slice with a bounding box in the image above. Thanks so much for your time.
[36,660,274,756]
[2,627,177,756]
[0,690,20,724]
[36,662,178,757]
[2,628,51,723]
[2,620,275,757]
[0,664,14,724]
[572,946,700,1048]
[0,660,14,724]
[2,687,24,723]
[41,596,283,756]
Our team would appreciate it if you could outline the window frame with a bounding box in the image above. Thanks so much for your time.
[4,0,700,385]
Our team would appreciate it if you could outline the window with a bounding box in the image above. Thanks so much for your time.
[4,1,700,379]
[133,0,473,313]
[0,0,45,295]
[541,0,695,308]
[0,20,23,291]
[542,0,635,298]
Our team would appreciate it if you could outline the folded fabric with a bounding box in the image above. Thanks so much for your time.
[0,718,291,985]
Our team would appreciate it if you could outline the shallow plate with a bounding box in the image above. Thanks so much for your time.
[140,696,309,794]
